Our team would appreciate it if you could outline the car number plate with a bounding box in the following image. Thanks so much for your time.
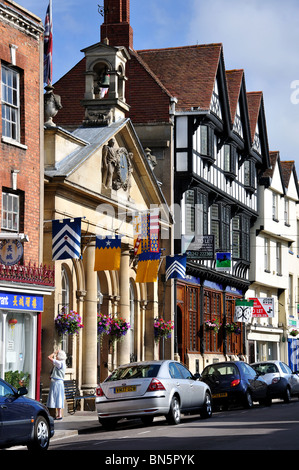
[212,392,227,398]
[114,385,136,393]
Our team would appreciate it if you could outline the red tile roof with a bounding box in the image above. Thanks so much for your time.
[137,43,223,112]
[226,69,244,125]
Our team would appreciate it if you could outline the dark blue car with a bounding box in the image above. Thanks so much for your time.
[200,361,271,410]
[0,378,54,451]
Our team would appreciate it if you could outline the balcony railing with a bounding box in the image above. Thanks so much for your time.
[0,262,55,286]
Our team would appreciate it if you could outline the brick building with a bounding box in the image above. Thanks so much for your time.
[0,0,54,399]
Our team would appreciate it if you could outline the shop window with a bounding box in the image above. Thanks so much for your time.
[61,266,73,368]
[188,287,198,352]
[1,311,36,398]
[225,295,243,355]
[204,289,223,354]
[130,281,136,362]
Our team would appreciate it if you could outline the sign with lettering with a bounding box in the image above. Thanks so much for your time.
[185,235,215,260]
[0,291,43,311]
[249,297,274,318]
[0,239,23,265]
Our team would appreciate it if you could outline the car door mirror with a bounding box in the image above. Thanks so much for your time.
[17,386,28,396]
[193,373,201,380]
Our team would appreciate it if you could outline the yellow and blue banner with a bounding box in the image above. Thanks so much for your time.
[94,236,122,271]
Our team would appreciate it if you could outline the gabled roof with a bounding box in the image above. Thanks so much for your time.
[226,69,251,150]
[226,69,244,124]
[260,150,285,193]
[246,91,270,167]
[137,43,223,112]
[280,160,299,199]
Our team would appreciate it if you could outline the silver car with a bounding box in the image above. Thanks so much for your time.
[251,360,299,403]
[96,360,212,429]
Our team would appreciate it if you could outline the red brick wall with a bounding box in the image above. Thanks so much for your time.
[0,2,43,265]
[53,58,86,128]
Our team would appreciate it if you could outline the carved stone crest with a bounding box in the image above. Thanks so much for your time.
[102,142,133,192]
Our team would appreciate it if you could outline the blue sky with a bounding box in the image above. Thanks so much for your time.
[15,0,299,169]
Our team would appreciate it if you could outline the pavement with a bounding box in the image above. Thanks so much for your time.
[52,410,101,441]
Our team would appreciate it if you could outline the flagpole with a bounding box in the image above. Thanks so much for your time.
[49,0,52,85]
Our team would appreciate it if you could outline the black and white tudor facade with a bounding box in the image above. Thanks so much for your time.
[172,56,270,369]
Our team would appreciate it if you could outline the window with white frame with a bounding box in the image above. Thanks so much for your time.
[1,65,20,141]
[276,241,282,275]
[1,192,19,232]
[272,193,278,221]
[284,199,289,226]
[264,238,270,272]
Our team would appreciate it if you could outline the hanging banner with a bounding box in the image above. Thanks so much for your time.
[234,299,254,323]
[288,338,299,372]
[249,297,274,318]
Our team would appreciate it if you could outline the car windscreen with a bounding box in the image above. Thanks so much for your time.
[202,364,240,378]
[105,364,161,382]
[251,363,279,374]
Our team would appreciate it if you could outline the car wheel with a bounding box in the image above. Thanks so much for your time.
[166,396,181,425]
[200,392,212,419]
[243,390,253,409]
[283,387,291,403]
[99,418,118,430]
[27,416,50,451]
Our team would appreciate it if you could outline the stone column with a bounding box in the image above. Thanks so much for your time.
[118,246,131,366]
[82,242,98,389]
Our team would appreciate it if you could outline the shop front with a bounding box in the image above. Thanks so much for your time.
[0,282,54,400]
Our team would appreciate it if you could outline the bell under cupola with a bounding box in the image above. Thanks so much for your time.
[80,39,130,126]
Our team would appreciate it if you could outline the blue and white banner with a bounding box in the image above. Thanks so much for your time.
[52,218,81,260]
[165,254,187,281]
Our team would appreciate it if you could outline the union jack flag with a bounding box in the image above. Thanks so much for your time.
[44,1,53,85]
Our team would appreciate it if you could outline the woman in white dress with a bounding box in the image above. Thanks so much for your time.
[47,350,66,420]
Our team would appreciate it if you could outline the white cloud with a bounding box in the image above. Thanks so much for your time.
[187,0,299,164]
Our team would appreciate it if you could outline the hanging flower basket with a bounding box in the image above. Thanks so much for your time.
[55,310,84,336]
[205,318,220,332]
[290,329,299,337]
[224,322,241,335]
[154,318,174,343]
[97,313,111,337]
[109,317,130,342]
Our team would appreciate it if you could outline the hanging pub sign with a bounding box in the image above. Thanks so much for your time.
[184,235,215,260]
[0,239,23,265]
[234,299,254,323]
[215,252,231,271]
[249,297,274,318]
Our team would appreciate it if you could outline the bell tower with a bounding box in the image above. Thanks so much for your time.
[80,40,130,126]
[100,0,133,50]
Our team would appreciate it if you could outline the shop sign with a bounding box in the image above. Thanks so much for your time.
[0,239,23,265]
[0,291,43,311]
[249,297,274,318]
